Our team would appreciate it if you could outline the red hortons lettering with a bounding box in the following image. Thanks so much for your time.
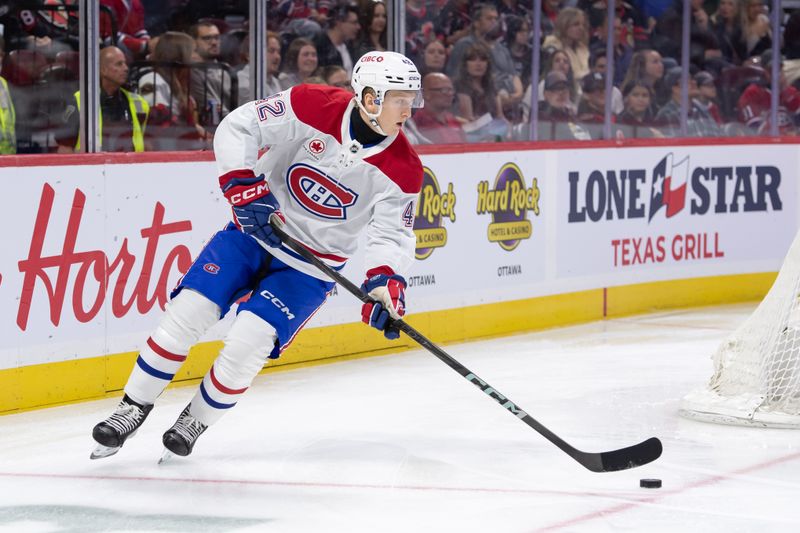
[16,184,194,330]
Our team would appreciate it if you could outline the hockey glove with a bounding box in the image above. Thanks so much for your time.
[361,268,406,340]
[223,173,285,248]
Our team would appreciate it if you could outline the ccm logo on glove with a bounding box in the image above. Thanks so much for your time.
[226,182,270,206]
[221,173,285,248]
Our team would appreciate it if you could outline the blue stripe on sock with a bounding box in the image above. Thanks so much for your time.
[136,355,175,381]
[199,381,237,409]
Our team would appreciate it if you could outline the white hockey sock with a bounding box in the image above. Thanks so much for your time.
[125,290,220,405]
[190,311,277,426]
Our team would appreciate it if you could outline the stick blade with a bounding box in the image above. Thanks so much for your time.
[588,437,662,472]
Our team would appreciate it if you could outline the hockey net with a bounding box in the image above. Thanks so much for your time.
[680,232,800,428]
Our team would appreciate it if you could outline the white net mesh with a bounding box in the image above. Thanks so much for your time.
[680,232,800,428]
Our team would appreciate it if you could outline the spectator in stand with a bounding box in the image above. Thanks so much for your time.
[405,0,437,63]
[693,71,723,125]
[543,7,591,83]
[541,0,562,36]
[623,49,665,88]
[654,67,685,132]
[445,3,500,79]
[275,0,326,36]
[101,0,150,61]
[436,0,473,47]
[495,0,531,26]
[190,21,233,127]
[233,34,250,103]
[738,51,800,135]
[57,46,150,153]
[220,29,249,71]
[265,31,283,95]
[539,71,576,121]
[589,47,623,114]
[537,71,590,140]
[581,0,646,41]
[487,30,525,128]
[735,0,771,63]
[320,64,351,90]
[617,79,663,137]
[590,13,632,86]
[413,72,467,144]
[711,0,742,65]
[785,12,800,88]
[503,15,533,89]
[239,31,283,103]
[640,0,673,21]
[418,39,447,76]
[576,72,610,139]
[621,49,665,112]
[0,37,17,154]
[279,37,319,89]
[355,0,387,57]
[652,0,723,72]
[618,79,656,124]
[443,3,523,121]
[314,4,360,72]
[138,32,209,151]
[453,43,508,142]
[537,48,578,110]
[656,66,722,137]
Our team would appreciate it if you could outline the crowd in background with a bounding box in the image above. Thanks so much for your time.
[0,0,798,153]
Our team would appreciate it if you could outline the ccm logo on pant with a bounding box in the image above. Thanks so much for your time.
[259,289,295,320]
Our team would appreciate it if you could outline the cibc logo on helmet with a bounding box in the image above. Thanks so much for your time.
[361,55,384,62]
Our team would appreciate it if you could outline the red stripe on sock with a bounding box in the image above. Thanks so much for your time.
[210,366,248,395]
[146,337,187,362]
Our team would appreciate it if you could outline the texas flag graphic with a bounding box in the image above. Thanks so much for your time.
[648,153,690,221]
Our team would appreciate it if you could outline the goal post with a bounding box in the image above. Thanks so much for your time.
[679,231,800,428]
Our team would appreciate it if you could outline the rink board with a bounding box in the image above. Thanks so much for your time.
[0,139,797,412]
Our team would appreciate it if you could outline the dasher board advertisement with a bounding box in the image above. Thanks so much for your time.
[557,145,800,285]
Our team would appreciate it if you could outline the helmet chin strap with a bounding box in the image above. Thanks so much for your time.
[355,98,387,136]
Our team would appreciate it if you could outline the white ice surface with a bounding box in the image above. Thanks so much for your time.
[1,304,799,533]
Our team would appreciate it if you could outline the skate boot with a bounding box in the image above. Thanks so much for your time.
[90,395,153,459]
[160,404,208,461]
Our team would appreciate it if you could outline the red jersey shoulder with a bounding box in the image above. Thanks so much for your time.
[364,133,423,194]
[290,85,352,142]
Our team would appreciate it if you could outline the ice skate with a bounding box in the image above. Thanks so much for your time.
[90,395,153,459]
[160,404,207,460]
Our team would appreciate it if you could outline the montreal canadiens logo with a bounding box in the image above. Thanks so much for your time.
[203,263,220,274]
[286,163,358,220]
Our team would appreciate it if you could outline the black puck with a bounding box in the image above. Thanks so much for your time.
[640,478,662,489]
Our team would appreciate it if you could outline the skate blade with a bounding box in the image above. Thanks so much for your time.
[90,444,121,460]
[158,449,176,465]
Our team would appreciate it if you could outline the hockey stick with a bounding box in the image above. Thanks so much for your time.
[269,219,662,472]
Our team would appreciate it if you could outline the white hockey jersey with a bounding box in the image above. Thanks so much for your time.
[214,84,423,282]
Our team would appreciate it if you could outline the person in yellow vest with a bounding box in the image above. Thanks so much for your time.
[56,46,149,152]
[0,37,16,155]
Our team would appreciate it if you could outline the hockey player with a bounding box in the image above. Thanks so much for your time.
[90,51,424,460]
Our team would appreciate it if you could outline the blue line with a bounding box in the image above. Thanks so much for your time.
[199,381,236,410]
[136,356,174,381]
